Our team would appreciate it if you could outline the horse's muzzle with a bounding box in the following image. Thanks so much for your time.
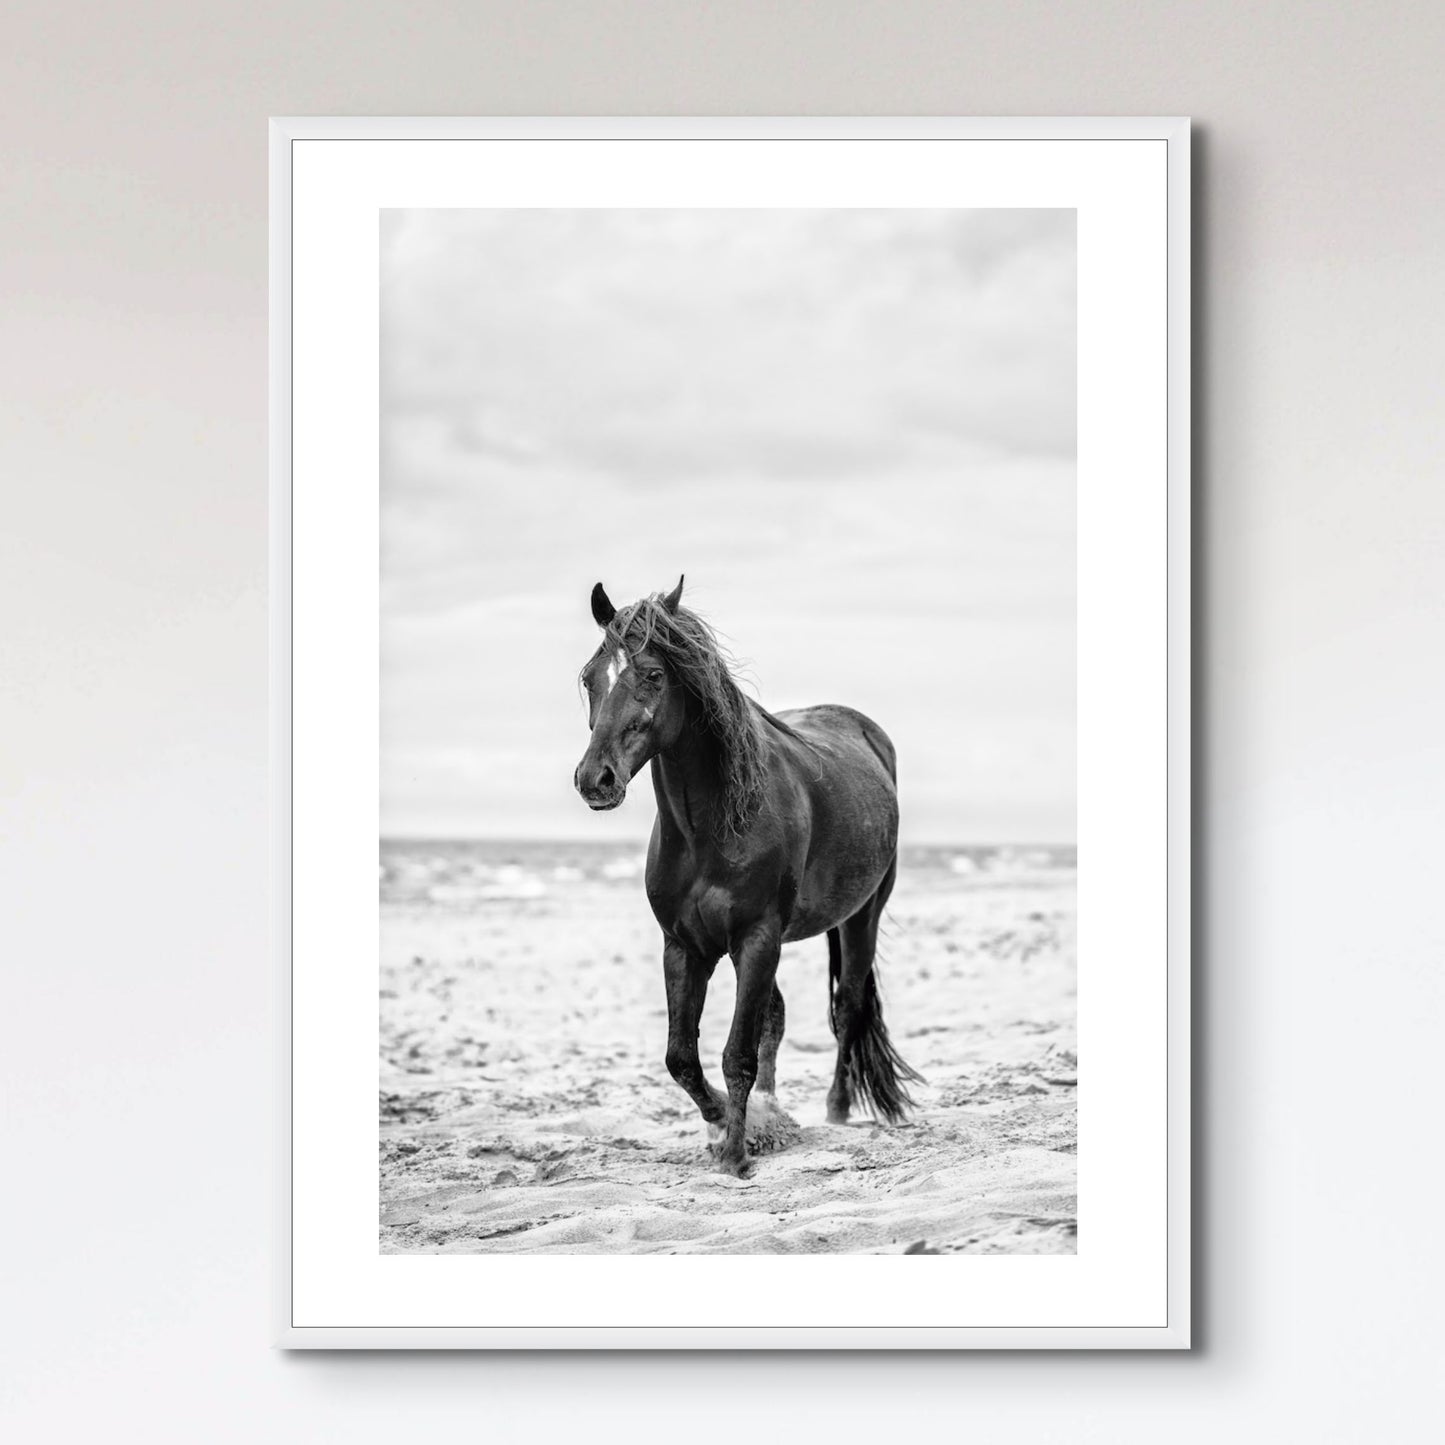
[574,758,626,811]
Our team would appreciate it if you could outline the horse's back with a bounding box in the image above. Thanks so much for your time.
[774,703,897,784]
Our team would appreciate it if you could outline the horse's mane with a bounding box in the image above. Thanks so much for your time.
[599,593,768,839]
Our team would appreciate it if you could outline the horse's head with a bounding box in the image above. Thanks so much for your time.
[574,576,689,811]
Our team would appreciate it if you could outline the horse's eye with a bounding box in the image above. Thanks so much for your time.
[645,671,664,685]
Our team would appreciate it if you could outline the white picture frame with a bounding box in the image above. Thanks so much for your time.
[272,115,1190,1349]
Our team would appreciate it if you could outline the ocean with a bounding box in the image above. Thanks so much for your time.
[379,838,1077,909]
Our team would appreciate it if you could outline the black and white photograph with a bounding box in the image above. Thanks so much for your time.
[21,0,1445,1427]
[378,208,1078,1255]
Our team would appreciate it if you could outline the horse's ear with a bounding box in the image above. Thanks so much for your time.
[590,582,616,628]
[662,574,685,614]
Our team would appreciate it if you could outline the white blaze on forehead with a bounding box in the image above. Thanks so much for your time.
[603,648,630,695]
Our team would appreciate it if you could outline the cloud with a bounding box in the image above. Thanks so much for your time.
[381,209,1075,841]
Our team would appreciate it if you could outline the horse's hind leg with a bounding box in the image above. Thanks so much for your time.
[825,913,876,1124]
[662,938,726,1127]
[826,858,903,1125]
[755,984,786,1095]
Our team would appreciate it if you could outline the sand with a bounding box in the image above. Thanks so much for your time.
[379,848,1076,1255]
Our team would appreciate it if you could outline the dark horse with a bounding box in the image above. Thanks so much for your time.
[573,576,921,1176]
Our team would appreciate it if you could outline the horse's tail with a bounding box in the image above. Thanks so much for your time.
[828,931,924,1125]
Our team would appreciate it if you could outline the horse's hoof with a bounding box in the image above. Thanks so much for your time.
[826,1105,850,1126]
[715,1153,753,1179]
[745,1094,801,1154]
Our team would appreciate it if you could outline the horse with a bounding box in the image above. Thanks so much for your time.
[573,575,921,1176]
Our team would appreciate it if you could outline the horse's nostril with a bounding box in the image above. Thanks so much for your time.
[597,765,615,790]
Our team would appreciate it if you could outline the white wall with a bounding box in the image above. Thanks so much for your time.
[3,3,1441,1439]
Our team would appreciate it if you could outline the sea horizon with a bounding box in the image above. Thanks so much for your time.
[380,834,1078,852]
[380,836,1076,909]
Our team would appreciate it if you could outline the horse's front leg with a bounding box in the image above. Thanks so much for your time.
[662,937,727,1128]
[755,983,785,1095]
[716,920,782,1177]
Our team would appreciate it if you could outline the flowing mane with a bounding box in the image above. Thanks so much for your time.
[598,593,766,838]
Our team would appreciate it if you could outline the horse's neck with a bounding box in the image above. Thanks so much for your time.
[651,712,726,844]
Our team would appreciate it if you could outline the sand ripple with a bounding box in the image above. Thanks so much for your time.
[380,861,1075,1255]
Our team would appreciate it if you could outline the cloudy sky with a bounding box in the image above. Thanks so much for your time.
[381,209,1075,843]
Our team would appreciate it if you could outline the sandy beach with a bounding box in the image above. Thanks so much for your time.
[379,841,1076,1255]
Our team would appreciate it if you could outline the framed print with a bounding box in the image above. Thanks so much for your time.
[272,116,1190,1349]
